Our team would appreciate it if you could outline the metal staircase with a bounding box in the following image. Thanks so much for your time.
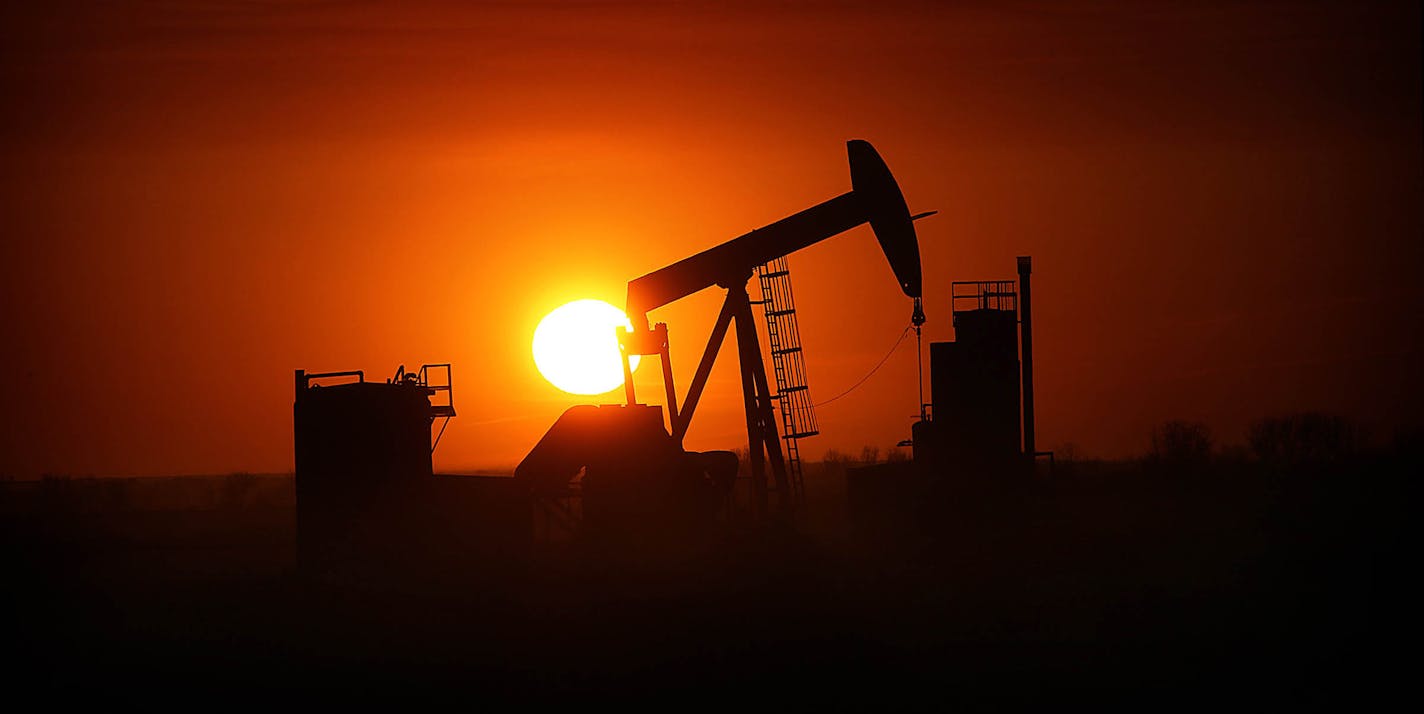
[756,256,818,504]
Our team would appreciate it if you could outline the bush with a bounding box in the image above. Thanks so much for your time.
[1248,413,1358,465]
[859,445,881,464]
[820,449,850,477]
[1149,420,1212,466]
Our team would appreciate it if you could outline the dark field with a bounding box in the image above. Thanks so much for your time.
[2,457,1409,707]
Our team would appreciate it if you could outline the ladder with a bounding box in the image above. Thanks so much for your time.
[756,256,818,504]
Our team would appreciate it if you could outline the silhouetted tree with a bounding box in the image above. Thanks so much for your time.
[859,445,881,464]
[1149,420,1212,466]
[1248,413,1358,465]
[821,449,849,477]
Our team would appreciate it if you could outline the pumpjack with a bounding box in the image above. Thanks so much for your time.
[516,140,931,538]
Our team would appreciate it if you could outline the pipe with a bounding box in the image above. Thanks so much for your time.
[1017,256,1035,456]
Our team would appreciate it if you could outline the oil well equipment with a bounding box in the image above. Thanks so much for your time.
[911,256,1042,474]
[291,140,1054,566]
[848,257,1047,531]
[293,365,527,577]
[514,140,934,539]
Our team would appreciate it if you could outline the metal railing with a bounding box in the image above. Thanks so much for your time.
[950,280,1018,314]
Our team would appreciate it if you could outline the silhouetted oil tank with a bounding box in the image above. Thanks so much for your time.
[852,262,1041,534]
[910,270,1031,478]
[294,370,436,573]
[931,308,1022,465]
[293,367,531,581]
[294,374,433,484]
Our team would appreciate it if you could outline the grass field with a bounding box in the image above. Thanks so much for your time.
[2,455,1408,706]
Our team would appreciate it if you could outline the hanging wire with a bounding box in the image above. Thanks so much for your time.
[814,325,914,408]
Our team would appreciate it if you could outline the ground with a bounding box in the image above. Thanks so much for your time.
[1,457,1408,707]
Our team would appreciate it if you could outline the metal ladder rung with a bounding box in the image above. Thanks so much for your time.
[756,257,815,507]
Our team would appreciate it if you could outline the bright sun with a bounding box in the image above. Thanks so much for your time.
[533,299,640,395]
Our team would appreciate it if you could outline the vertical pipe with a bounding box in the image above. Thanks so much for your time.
[657,324,679,433]
[1017,256,1036,456]
[620,339,637,406]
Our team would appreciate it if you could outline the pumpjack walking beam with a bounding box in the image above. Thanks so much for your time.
[625,141,925,326]
[618,140,931,517]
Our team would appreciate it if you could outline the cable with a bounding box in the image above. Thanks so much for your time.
[814,325,913,408]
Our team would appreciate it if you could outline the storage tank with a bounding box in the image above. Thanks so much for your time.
[293,370,436,574]
[913,272,1028,478]
[931,308,1022,466]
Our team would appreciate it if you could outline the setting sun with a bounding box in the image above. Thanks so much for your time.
[532,299,640,395]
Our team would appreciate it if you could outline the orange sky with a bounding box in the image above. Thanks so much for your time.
[1,1,1420,477]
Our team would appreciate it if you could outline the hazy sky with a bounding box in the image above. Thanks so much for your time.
[1,1,1419,477]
